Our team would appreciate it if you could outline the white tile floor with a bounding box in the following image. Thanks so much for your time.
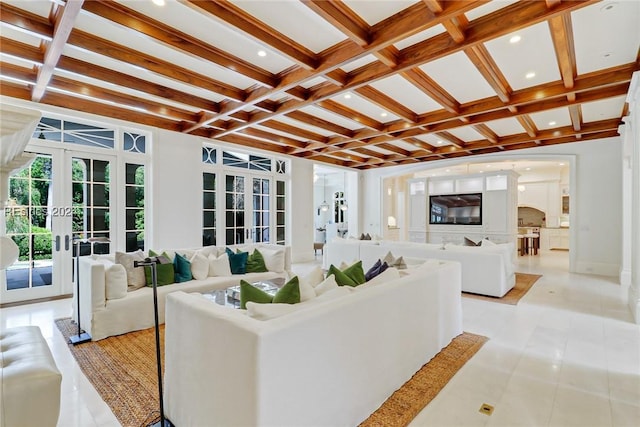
[1,250,639,427]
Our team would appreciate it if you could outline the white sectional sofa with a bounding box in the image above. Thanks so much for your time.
[324,239,516,297]
[164,260,463,427]
[75,243,291,341]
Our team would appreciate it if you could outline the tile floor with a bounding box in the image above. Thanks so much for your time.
[1,250,638,427]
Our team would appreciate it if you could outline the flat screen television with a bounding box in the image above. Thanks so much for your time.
[429,193,482,225]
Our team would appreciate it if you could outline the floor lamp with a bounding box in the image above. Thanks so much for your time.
[70,236,109,345]
[134,255,173,427]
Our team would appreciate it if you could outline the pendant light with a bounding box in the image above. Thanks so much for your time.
[340,171,348,211]
[318,174,330,211]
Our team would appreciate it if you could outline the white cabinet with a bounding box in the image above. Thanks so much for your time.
[539,228,570,250]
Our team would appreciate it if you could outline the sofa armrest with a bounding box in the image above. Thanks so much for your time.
[78,257,107,313]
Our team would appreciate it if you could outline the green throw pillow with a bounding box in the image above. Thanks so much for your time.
[174,252,192,283]
[239,277,301,309]
[226,248,248,274]
[145,250,175,286]
[272,276,300,304]
[342,260,365,285]
[327,264,358,287]
[244,248,268,273]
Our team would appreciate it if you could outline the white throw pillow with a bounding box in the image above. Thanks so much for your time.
[259,247,285,273]
[298,277,316,302]
[245,302,299,320]
[105,263,128,300]
[115,250,147,291]
[190,252,209,280]
[314,274,338,296]
[301,266,324,288]
[480,238,497,247]
[208,253,232,277]
[382,251,407,270]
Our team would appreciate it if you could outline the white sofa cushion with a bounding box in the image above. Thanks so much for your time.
[358,267,400,290]
[115,250,146,291]
[105,263,128,300]
[259,247,286,273]
[189,252,209,280]
[314,274,338,296]
[208,253,232,277]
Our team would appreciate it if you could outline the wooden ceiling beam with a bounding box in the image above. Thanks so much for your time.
[82,0,276,87]
[285,111,354,137]
[259,120,328,143]
[239,128,307,149]
[435,131,465,149]
[32,0,84,102]
[301,0,369,46]
[464,45,512,103]
[353,86,416,123]
[473,123,499,144]
[401,69,460,114]
[569,104,583,133]
[181,0,317,70]
[549,12,577,102]
[317,100,384,131]
[517,115,539,137]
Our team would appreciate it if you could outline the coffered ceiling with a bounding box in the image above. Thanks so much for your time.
[1,0,638,169]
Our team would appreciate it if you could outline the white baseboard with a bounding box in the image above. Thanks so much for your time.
[575,261,620,277]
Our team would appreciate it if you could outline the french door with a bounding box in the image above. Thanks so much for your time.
[224,173,272,245]
[1,146,115,304]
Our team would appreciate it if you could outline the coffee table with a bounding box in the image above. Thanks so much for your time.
[201,277,286,308]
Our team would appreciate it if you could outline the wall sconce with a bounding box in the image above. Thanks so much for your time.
[387,216,397,228]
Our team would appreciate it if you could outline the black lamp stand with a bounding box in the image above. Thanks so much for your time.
[134,256,173,427]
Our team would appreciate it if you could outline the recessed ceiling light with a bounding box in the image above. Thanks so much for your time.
[525,167,531,171]
[548,121,556,126]
[152,0,165,6]
[380,112,388,117]
[525,71,536,79]
[436,140,443,145]
[559,162,565,166]
[344,93,351,99]
[479,170,484,173]
[486,164,492,168]
[509,35,521,44]
[257,50,267,57]
[445,169,450,172]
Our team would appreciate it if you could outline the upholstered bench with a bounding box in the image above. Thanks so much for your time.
[0,326,62,427]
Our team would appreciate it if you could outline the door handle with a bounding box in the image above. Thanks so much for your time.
[55,235,61,252]
[65,235,70,251]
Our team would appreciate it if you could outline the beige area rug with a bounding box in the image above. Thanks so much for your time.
[462,272,542,305]
[56,319,487,427]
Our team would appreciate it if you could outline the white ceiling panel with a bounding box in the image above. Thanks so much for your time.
[342,0,418,26]
[394,25,446,50]
[276,115,337,137]
[0,24,45,47]
[370,74,443,114]
[74,12,259,90]
[113,1,295,74]
[340,54,378,73]
[391,140,421,152]
[300,76,329,89]
[484,117,526,137]
[464,0,518,21]
[301,105,364,130]
[529,107,572,131]
[329,92,400,123]
[581,95,627,123]
[230,0,347,53]
[414,134,453,147]
[1,0,50,18]
[572,0,640,74]
[485,22,561,90]
[62,45,229,103]
[363,145,395,155]
[446,126,485,142]
[419,51,497,103]
[0,53,38,70]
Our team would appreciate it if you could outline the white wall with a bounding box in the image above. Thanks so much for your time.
[362,137,623,277]
[291,158,315,263]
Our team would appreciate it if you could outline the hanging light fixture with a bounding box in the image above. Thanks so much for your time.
[318,173,330,211]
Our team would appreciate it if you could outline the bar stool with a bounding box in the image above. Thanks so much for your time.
[517,234,525,255]
[523,233,539,255]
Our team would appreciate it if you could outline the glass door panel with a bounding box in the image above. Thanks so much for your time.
[225,174,245,245]
[252,177,270,243]
[224,173,273,246]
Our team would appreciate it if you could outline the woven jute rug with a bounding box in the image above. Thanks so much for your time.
[56,319,487,427]
[462,272,542,305]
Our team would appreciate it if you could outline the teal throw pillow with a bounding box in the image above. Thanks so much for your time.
[239,277,301,309]
[244,248,268,273]
[145,250,175,286]
[174,252,192,283]
[327,264,358,287]
[226,248,248,274]
[342,260,366,285]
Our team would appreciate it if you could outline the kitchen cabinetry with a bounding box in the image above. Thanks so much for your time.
[539,228,569,250]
